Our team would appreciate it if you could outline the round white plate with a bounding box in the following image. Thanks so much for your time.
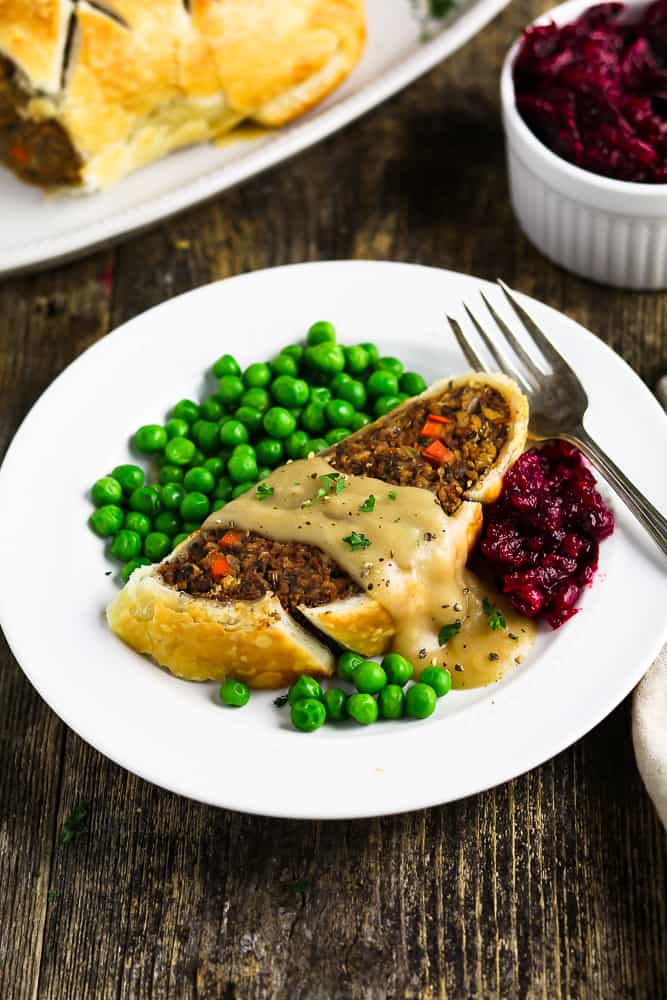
[1,262,665,819]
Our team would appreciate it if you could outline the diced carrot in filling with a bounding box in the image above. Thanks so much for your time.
[220,530,243,547]
[9,142,29,166]
[422,440,454,466]
[209,554,232,579]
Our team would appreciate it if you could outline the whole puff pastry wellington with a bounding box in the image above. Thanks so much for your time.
[0,0,366,190]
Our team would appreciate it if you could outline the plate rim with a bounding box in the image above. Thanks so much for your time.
[1,259,665,820]
[0,0,510,277]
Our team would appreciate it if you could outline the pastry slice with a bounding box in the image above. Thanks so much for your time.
[107,372,529,687]
[0,0,366,190]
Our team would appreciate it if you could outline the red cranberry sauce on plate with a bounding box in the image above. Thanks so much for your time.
[513,1,667,183]
[479,441,614,629]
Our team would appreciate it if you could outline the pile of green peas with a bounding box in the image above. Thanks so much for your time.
[88,320,427,583]
[284,651,452,732]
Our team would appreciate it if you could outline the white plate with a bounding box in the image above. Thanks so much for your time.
[1,261,665,819]
[0,0,510,277]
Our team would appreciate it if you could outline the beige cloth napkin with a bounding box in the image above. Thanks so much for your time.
[633,646,667,829]
[632,375,667,829]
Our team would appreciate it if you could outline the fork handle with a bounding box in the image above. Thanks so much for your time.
[563,428,667,556]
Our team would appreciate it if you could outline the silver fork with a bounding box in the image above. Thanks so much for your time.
[446,280,667,556]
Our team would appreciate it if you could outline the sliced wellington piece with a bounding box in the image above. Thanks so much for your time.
[0,0,366,190]
[108,371,529,686]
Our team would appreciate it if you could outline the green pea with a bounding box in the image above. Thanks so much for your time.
[161,483,186,511]
[219,678,250,707]
[325,428,349,445]
[378,685,405,720]
[322,688,347,721]
[144,531,171,562]
[367,370,399,398]
[172,532,189,549]
[213,477,233,502]
[234,405,263,435]
[182,521,202,533]
[133,424,167,454]
[110,529,142,561]
[400,372,427,396]
[330,372,352,396]
[359,342,380,365]
[216,375,245,407]
[91,476,122,506]
[373,395,402,418]
[153,511,181,537]
[203,457,226,479]
[188,420,217,455]
[164,436,196,466]
[301,401,326,435]
[305,437,328,455]
[183,466,215,493]
[89,504,124,538]
[285,430,310,459]
[255,438,284,467]
[354,660,387,694]
[271,375,309,408]
[129,486,162,516]
[121,557,152,583]
[187,448,206,467]
[124,511,152,537]
[405,683,437,719]
[291,698,326,732]
[304,342,345,375]
[171,399,200,424]
[200,396,224,422]
[336,650,364,682]
[309,387,330,406]
[290,407,303,424]
[165,417,190,440]
[231,482,254,498]
[263,407,296,440]
[158,464,184,485]
[382,652,414,687]
[325,399,354,428]
[420,667,452,698]
[271,354,299,377]
[228,452,258,483]
[306,320,336,346]
[395,393,410,405]
[344,345,370,374]
[348,412,372,432]
[231,443,256,458]
[219,420,249,448]
[257,467,272,481]
[243,362,272,389]
[241,387,271,412]
[287,675,323,705]
[375,356,404,377]
[346,693,378,726]
[337,379,367,410]
[112,464,144,495]
[180,491,210,521]
[211,354,241,378]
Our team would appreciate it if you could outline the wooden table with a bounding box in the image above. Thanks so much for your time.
[1,3,665,997]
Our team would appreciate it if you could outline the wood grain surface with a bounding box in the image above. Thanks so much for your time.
[1,2,665,997]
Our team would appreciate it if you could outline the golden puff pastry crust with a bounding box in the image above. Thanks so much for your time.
[0,0,366,189]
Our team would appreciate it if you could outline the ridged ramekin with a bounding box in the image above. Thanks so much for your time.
[501,0,667,290]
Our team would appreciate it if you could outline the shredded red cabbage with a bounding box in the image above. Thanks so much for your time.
[513,1,667,182]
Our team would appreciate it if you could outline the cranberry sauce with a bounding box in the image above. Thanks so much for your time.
[514,1,667,183]
[479,441,614,629]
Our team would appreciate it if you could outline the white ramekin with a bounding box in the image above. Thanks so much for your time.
[501,0,667,290]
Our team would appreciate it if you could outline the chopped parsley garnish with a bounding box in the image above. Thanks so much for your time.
[302,473,346,506]
[343,531,371,551]
[273,693,289,707]
[255,483,274,500]
[438,621,461,646]
[388,490,397,500]
[482,597,507,632]
[359,495,376,513]
[61,801,89,845]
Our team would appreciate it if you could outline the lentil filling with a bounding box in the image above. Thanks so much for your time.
[159,381,511,610]
[0,59,82,188]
